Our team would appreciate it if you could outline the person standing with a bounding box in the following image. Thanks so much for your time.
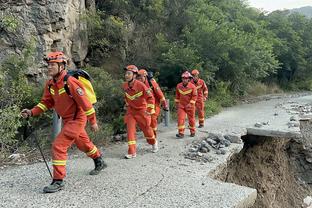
[191,69,208,128]
[175,71,197,138]
[21,51,106,193]
[122,65,158,159]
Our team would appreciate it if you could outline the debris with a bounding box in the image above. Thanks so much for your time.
[255,122,263,128]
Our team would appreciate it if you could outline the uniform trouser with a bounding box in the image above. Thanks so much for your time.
[151,105,161,137]
[195,100,205,126]
[177,105,196,135]
[52,119,100,180]
[125,109,156,155]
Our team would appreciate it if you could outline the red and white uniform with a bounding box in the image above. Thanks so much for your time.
[31,70,100,180]
[175,82,197,135]
[191,78,208,126]
[123,79,156,155]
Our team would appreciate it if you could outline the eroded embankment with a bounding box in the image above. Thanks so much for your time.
[215,135,312,208]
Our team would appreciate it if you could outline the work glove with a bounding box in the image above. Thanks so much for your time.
[161,100,169,111]
[91,123,99,132]
[21,109,32,118]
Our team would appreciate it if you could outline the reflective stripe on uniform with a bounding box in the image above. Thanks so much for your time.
[160,97,166,102]
[204,91,208,94]
[175,99,180,102]
[178,125,185,129]
[58,88,66,95]
[85,108,95,116]
[52,160,66,166]
[199,118,205,121]
[86,146,98,156]
[147,104,155,109]
[50,88,55,95]
[189,126,196,130]
[190,100,196,104]
[125,91,143,100]
[37,103,48,111]
[196,85,202,89]
[128,141,136,145]
[178,89,192,95]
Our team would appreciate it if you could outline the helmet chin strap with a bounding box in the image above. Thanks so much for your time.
[53,64,64,81]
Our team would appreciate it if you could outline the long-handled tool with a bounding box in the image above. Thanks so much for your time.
[23,119,52,178]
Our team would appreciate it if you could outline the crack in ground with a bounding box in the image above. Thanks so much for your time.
[125,172,166,207]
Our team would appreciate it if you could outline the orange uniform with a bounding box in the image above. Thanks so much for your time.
[191,78,208,126]
[175,82,197,135]
[123,79,156,155]
[31,70,100,180]
[142,78,167,137]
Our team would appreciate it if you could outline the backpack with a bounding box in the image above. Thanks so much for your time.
[49,69,97,104]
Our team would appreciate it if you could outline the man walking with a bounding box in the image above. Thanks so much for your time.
[175,71,197,138]
[191,69,208,128]
[21,51,106,193]
[122,65,158,159]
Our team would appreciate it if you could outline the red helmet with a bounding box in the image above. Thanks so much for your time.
[45,51,67,64]
[124,65,138,73]
[191,69,199,75]
[138,69,148,76]
[182,71,192,78]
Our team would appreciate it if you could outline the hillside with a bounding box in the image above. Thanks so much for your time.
[290,6,312,18]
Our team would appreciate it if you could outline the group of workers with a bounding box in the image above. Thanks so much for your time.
[20,51,208,193]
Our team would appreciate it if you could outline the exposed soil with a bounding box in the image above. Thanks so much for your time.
[216,135,312,208]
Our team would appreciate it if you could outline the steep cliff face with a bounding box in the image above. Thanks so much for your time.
[0,0,94,76]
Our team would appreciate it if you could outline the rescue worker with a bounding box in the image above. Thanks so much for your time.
[136,69,168,137]
[21,51,106,193]
[123,65,158,159]
[191,69,208,128]
[175,71,197,138]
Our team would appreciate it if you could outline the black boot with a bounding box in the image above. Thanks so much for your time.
[89,156,107,175]
[43,180,64,193]
[176,133,184,138]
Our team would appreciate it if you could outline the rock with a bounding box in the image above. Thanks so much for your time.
[262,121,269,125]
[189,147,198,153]
[274,112,278,116]
[224,140,231,147]
[197,152,203,157]
[220,150,227,155]
[224,134,242,144]
[199,147,209,153]
[206,138,217,146]
[8,154,24,161]
[203,155,213,162]
[254,122,263,128]
[114,135,121,141]
[306,157,312,163]
[215,150,221,155]
[290,116,297,121]
[288,122,299,128]
[219,144,225,149]
[303,196,312,208]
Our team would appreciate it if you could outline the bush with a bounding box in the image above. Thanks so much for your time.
[211,81,236,107]
[85,66,125,134]
[205,99,222,117]
[247,81,283,96]
[0,41,41,153]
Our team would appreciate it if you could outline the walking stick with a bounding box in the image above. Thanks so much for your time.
[23,119,53,178]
